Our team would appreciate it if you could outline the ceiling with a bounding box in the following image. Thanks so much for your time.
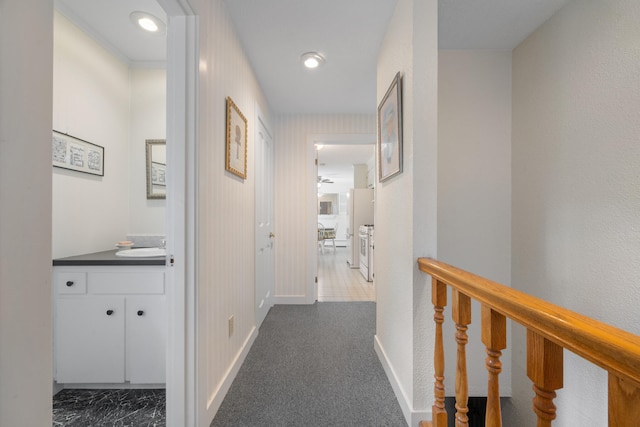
[55,0,569,114]
[55,0,568,183]
[317,144,376,191]
[55,0,167,66]
[225,0,569,114]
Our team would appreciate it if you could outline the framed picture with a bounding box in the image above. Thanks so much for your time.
[377,72,403,182]
[226,97,248,179]
[52,130,104,176]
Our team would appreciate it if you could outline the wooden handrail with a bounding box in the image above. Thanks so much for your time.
[418,257,640,385]
[418,257,640,426]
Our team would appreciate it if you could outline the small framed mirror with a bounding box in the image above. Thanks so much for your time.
[146,139,166,200]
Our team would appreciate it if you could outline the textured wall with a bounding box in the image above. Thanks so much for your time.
[510,0,640,425]
[374,0,416,419]
[273,114,376,299]
[0,0,53,425]
[374,0,439,425]
[438,49,512,396]
[191,0,272,424]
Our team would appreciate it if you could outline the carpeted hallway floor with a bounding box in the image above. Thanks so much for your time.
[210,302,407,427]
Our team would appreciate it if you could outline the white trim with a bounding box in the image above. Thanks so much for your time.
[305,136,319,304]
[205,326,258,414]
[255,102,273,140]
[305,133,377,304]
[273,295,311,305]
[60,383,165,389]
[157,0,195,16]
[374,335,431,427]
[308,133,377,146]
[162,3,197,426]
[254,101,274,327]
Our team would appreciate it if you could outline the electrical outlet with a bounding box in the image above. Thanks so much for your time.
[228,315,234,337]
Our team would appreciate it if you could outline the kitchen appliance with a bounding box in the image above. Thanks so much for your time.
[359,225,374,281]
[346,188,374,268]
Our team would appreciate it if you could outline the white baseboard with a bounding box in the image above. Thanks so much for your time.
[58,383,164,390]
[205,325,258,422]
[374,335,431,427]
[273,295,314,305]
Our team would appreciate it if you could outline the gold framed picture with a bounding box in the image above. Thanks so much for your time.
[226,97,248,179]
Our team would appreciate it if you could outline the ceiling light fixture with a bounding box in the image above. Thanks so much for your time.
[301,52,325,69]
[130,11,166,36]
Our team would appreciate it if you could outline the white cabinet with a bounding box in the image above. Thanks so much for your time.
[53,266,166,385]
[56,297,125,383]
[125,295,166,383]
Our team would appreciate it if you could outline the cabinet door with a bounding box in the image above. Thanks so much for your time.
[126,296,166,383]
[56,297,125,383]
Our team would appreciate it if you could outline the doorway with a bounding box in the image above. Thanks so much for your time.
[50,1,196,426]
[307,134,377,302]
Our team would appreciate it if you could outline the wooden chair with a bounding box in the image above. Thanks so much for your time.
[323,224,337,251]
[318,223,326,253]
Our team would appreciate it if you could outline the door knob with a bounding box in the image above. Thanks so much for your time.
[269,232,275,238]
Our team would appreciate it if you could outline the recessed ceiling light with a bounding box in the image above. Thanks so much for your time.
[130,11,166,36]
[301,52,325,69]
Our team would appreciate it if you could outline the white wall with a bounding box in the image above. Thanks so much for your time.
[185,0,272,424]
[129,68,167,235]
[52,12,131,258]
[0,0,53,425]
[437,50,512,396]
[509,0,640,425]
[52,13,167,258]
[374,0,438,425]
[274,114,376,300]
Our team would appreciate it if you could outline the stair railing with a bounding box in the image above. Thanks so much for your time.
[417,257,640,427]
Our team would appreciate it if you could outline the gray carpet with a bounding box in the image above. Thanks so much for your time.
[211,302,407,427]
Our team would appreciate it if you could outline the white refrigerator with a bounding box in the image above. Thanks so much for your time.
[346,188,374,268]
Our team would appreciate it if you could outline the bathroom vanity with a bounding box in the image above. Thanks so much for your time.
[52,250,166,386]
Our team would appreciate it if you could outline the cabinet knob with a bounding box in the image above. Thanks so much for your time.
[106,309,114,316]
[66,281,74,287]
[137,310,144,316]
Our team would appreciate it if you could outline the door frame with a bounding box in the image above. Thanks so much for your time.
[160,1,197,425]
[254,102,274,328]
[305,133,376,302]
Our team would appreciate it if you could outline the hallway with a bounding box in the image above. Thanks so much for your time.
[317,247,375,302]
[211,302,406,426]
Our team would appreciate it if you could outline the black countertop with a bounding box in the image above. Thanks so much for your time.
[53,249,166,266]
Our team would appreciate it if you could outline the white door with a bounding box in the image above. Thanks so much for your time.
[255,113,274,327]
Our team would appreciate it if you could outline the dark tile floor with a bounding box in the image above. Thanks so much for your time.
[52,389,165,427]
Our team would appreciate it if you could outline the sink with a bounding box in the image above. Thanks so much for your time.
[115,247,166,257]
